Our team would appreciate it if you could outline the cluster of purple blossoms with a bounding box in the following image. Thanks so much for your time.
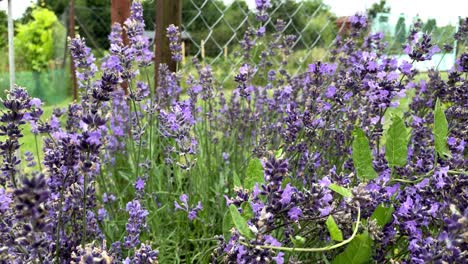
[0,87,35,187]
[0,0,466,262]
[124,199,149,249]
[174,194,203,221]
[167,24,183,62]
[255,0,271,21]
[211,9,467,263]
[124,1,152,66]
[403,33,441,62]
[0,2,163,263]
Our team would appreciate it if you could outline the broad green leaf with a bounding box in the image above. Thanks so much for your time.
[241,202,253,220]
[244,158,264,190]
[233,171,242,188]
[222,210,233,240]
[352,128,378,180]
[371,204,395,227]
[434,99,451,158]
[275,148,284,159]
[229,204,254,239]
[332,232,373,264]
[328,183,353,198]
[326,215,344,241]
[385,115,409,167]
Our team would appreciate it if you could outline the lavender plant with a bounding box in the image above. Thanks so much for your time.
[0,1,466,263]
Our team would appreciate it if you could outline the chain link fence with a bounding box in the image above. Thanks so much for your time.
[178,0,343,83]
[27,1,466,81]
[1,0,462,99]
[167,0,458,84]
[0,8,69,103]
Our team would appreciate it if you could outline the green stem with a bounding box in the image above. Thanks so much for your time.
[82,152,90,247]
[128,83,143,178]
[448,170,466,175]
[34,134,43,171]
[241,205,361,252]
[55,187,64,262]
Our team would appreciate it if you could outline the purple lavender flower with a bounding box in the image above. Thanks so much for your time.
[0,187,12,212]
[135,177,145,192]
[405,33,440,61]
[167,24,182,62]
[69,36,98,90]
[131,243,159,263]
[124,1,153,66]
[174,194,203,221]
[124,199,149,249]
[457,53,468,72]
[255,0,271,21]
[0,87,32,186]
[350,13,367,28]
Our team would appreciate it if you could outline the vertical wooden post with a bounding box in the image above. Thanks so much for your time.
[154,0,182,88]
[111,0,131,45]
[224,46,228,61]
[111,0,131,94]
[7,0,15,90]
[69,0,78,100]
[181,41,186,65]
[201,40,205,60]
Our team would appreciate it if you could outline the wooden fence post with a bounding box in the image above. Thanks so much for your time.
[111,0,131,94]
[7,0,15,90]
[69,0,78,100]
[181,41,186,65]
[154,0,182,88]
[201,40,205,60]
[111,0,131,45]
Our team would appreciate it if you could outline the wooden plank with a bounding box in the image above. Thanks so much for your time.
[7,0,15,89]
[69,0,77,100]
[111,0,131,45]
[111,0,131,94]
[154,0,182,87]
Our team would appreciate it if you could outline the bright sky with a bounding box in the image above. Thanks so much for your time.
[1,0,467,25]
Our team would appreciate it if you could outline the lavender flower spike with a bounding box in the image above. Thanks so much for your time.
[167,24,183,62]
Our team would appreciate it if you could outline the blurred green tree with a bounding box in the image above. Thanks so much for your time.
[15,7,63,96]
[394,15,406,50]
[39,0,110,50]
[367,0,390,21]
[422,18,437,33]
[0,10,7,48]
[268,0,336,49]
[433,24,456,49]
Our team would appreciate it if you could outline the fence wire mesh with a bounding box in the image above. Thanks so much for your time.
[178,0,345,83]
[40,1,465,79]
[171,0,458,84]
[1,0,462,98]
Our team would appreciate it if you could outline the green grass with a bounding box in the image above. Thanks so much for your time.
[18,99,72,172]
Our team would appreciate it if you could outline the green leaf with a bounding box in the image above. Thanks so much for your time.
[332,232,373,264]
[434,98,451,159]
[385,115,410,167]
[229,204,254,239]
[222,210,233,240]
[291,235,306,247]
[233,171,242,188]
[275,148,284,159]
[244,158,264,190]
[326,215,344,241]
[241,202,253,220]
[328,183,353,198]
[352,128,378,180]
[371,204,395,227]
